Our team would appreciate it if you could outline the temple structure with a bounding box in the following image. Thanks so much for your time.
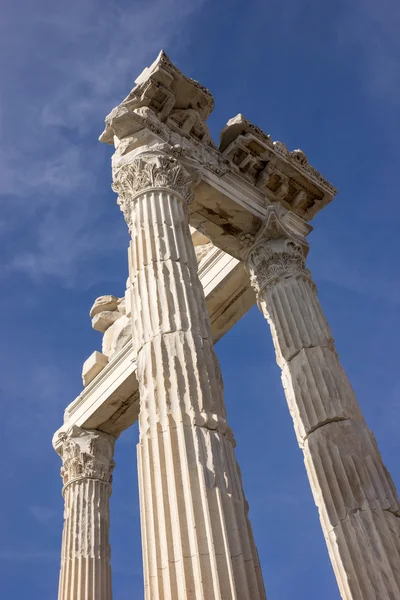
[53,51,400,599]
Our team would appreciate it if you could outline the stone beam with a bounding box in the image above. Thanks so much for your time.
[100,51,336,259]
[61,244,255,438]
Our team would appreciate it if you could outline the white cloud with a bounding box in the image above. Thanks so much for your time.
[0,0,208,284]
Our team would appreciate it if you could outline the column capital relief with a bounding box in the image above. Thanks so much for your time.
[53,426,115,491]
[112,152,194,231]
[241,205,312,295]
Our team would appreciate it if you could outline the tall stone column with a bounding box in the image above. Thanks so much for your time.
[113,153,266,600]
[243,205,400,600]
[53,426,115,600]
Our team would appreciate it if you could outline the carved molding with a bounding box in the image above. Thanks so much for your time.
[218,114,336,219]
[246,238,310,295]
[112,154,194,230]
[55,427,115,490]
[243,206,312,295]
[100,50,214,145]
[101,54,337,225]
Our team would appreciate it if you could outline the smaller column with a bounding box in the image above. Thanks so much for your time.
[243,205,400,600]
[53,426,115,600]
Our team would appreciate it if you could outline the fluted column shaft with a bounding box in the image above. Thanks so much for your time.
[54,427,115,600]
[244,207,400,600]
[114,153,266,600]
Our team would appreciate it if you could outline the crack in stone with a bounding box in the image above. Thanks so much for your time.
[383,507,400,519]
[304,416,350,441]
[326,505,400,534]
[194,422,234,445]
[286,340,337,364]
[136,330,211,356]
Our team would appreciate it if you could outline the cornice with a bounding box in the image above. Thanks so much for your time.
[101,52,337,226]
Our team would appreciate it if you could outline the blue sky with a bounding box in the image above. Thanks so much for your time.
[1,0,400,598]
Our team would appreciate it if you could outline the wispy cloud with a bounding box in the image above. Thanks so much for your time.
[29,505,58,524]
[336,0,400,105]
[0,0,207,285]
[309,226,400,306]
[0,361,71,458]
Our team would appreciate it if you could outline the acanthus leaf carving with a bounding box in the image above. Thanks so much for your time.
[112,154,194,233]
[243,206,311,295]
[56,427,115,490]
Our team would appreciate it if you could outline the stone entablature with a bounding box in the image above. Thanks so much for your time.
[100,50,336,228]
[62,238,255,439]
[100,49,214,145]
[220,114,336,219]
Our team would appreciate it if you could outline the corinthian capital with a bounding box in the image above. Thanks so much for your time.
[112,153,194,230]
[242,205,311,295]
[53,427,115,491]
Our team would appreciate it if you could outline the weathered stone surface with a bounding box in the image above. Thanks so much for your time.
[282,346,364,444]
[90,294,120,317]
[90,292,132,359]
[53,427,115,600]
[115,154,266,599]
[62,241,255,440]
[325,508,400,600]
[137,422,264,599]
[100,51,335,266]
[304,421,400,600]
[92,310,122,333]
[124,279,132,318]
[219,113,336,219]
[245,205,400,599]
[304,420,399,526]
[103,313,131,357]
[100,50,214,145]
[82,350,108,387]
[262,275,333,365]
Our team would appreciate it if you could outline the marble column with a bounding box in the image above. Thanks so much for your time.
[53,426,115,600]
[113,152,266,600]
[243,205,400,600]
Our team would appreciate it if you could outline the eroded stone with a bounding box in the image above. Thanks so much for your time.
[82,351,108,387]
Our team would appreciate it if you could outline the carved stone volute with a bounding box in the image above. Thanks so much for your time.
[242,206,311,295]
[112,154,194,233]
[54,427,115,492]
